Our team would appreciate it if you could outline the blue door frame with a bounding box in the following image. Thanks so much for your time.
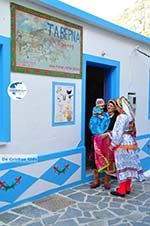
[81,54,120,175]
[0,35,11,142]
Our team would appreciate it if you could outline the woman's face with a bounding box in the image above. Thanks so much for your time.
[107,103,116,114]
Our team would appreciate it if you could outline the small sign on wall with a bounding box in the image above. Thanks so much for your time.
[52,82,75,126]
[11,3,82,79]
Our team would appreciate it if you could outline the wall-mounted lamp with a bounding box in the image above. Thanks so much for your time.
[135,46,150,58]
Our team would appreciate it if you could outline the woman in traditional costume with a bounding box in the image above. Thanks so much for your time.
[89,99,118,189]
[108,96,145,197]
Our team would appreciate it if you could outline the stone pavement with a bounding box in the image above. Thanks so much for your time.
[0,177,150,226]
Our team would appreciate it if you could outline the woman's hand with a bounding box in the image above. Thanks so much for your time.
[99,132,108,138]
[109,145,116,152]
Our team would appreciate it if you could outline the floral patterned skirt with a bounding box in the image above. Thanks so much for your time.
[114,148,145,182]
[94,134,115,173]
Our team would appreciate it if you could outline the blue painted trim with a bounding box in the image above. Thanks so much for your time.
[0,146,86,213]
[0,36,10,142]
[0,173,102,212]
[0,133,149,212]
[81,145,86,181]
[0,179,83,213]
[80,54,86,147]
[81,54,120,146]
[1,134,149,170]
[0,146,84,170]
[148,69,150,120]
[38,146,83,163]
[77,140,83,148]
[108,65,120,100]
[141,157,150,172]
[136,134,150,140]
[52,81,75,126]
[40,0,150,44]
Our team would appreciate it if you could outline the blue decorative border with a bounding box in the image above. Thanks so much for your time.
[0,146,84,171]
[0,146,84,213]
[0,133,150,212]
[136,134,150,140]
[52,81,76,126]
[0,35,11,142]
[40,0,150,44]
[80,54,120,147]
[0,179,83,213]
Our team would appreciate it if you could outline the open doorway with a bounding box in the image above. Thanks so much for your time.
[85,64,109,169]
[82,54,120,173]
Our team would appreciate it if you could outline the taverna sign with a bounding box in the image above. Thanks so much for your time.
[11,3,83,79]
[47,22,80,43]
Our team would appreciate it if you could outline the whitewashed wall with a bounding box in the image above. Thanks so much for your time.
[0,0,82,154]
[0,0,149,155]
[83,24,150,134]
[0,0,10,37]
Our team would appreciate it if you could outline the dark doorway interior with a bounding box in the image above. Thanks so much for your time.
[85,64,108,169]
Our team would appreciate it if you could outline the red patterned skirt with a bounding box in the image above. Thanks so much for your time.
[94,134,115,174]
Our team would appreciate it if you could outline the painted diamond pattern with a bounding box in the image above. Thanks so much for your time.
[142,139,150,155]
[0,170,37,202]
[136,147,140,153]
[40,158,80,185]
[141,157,150,171]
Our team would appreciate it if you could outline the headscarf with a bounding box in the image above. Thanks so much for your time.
[117,96,135,121]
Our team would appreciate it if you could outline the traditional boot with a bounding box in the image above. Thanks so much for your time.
[90,169,100,189]
[104,173,111,190]
[126,179,132,194]
[111,181,126,197]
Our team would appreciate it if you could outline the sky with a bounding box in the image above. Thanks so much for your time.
[60,0,137,20]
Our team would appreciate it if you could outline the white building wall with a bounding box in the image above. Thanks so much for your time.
[0,0,82,154]
[83,24,150,135]
[0,0,10,37]
[9,74,82,154]
[0,0,149,155]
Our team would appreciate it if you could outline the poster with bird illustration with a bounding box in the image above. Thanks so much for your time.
[52,82,75,126]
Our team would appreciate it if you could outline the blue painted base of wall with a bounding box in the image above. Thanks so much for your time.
[0,135,150,213]
[0,146,86,213]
